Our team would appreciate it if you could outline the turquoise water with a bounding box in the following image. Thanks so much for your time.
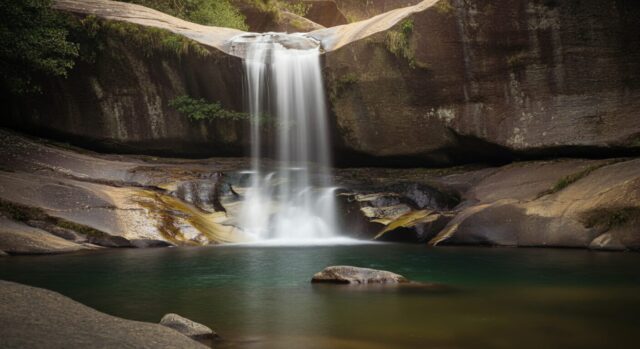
[1,244,640,348]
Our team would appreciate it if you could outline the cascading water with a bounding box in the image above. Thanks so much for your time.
[232,33,338,242]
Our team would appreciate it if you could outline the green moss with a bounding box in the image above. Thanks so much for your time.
[169,95,248,121]
[537,161,620,198]
[434,0,455,14]
[385,19,416,68]
[584,207,640,230]
[65,15,211,63]
[0,200,47,222]
[328,72,360,104]
[279,1,311,17]
[54,219,111,239]
[0,199,111,238]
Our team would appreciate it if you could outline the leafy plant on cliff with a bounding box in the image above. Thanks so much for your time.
[66,15,210,60]
[385,19,416,68]
[279,1,311,17]
[120,0,248,30]
[434,0,455,14]
[170,95,248,121]
[0,0,79,94]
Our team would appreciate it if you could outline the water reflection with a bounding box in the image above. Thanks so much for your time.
[1,245,640,348]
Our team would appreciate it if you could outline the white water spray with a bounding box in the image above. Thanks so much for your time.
[232,33,338,242]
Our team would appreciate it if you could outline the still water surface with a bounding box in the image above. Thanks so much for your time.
[1,244,639,349]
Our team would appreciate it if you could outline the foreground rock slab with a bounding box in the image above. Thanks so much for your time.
[0,218,87,255]
[160,313,217,340]
[312,266,409,284]
[0,280,207,349]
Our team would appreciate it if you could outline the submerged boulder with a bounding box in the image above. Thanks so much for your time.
[160,313,218,340]
[312,266,409,284]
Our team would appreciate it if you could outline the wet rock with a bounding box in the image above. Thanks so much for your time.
[130,239,174,248]
[375,211,454,243]
[431,159,640,249]
[0,281,207,348]
[589,232,627,251]
[26,220,87,243]
[0,130,249,247]
[86,234,133,248]
[0,218,86,255]
[160,313,217,340]
[0,250,7,256]
[312,266,409,284]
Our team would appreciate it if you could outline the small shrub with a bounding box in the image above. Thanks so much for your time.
[120,0,248,30]
[280,1,311,17]
[169,95,248,121]
[385,19,416,68]
[434,0,455,14]
[66,15,210,60]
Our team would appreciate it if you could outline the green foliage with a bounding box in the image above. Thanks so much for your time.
[584,207,640,230]
[0,199,46,222]
[279,1,311,17]
[537,161,622,198]
[66,15,210,60]
[434,0,455,14]
[386,19,416,68]
[121,0,248,30]
[0,0,79,94]
[169,95,248,121]
[0,199,112,239]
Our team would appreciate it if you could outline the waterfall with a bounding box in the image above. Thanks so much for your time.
[233,33,338,242]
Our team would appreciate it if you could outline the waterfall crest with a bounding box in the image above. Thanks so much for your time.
[233,33,338,242]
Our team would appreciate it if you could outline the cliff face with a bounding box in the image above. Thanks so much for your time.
[325,0,640,164]
[4,35,247,157]
[2,0,639,164]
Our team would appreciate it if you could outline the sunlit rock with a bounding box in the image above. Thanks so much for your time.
[160,313,218,340]
[312,266,409,284]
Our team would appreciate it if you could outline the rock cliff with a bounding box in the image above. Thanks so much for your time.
[3,0,637,165]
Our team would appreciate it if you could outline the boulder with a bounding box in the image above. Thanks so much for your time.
[0,281,207,348]
[312,266,409,284]
[159,313,217,340]
[431,159,640,250]
[0,130,250,247]
[0,250,7,256]
[0,218,86,255]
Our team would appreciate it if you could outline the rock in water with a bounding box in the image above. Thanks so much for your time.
[0,281,207,348]
[311,266,409,284]
[0,250,7,256]
[160,313,217,340]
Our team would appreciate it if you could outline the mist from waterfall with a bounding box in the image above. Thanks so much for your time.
[235,33,338,242]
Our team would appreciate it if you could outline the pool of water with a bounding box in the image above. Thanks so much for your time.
[1,244,639,349]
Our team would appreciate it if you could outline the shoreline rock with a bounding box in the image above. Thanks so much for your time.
[312,266,409,284]
[160,313,218,340]
[0,280,207,348]
[0,218,87,255]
